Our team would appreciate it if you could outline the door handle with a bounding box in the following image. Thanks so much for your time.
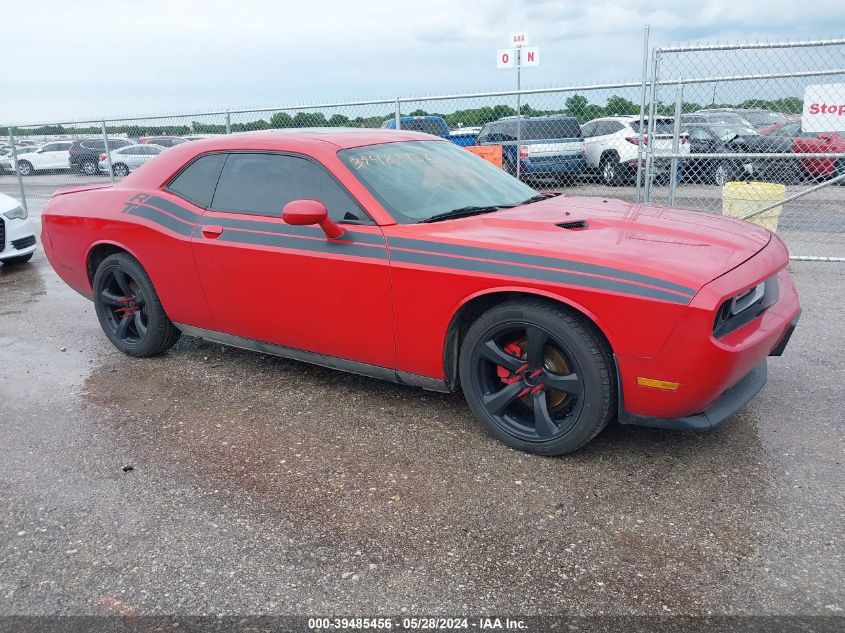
[201,225,224,239]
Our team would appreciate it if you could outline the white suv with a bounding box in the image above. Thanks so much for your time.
[10,141,74,176]
[581,116,689,185]
[0,193,37,265]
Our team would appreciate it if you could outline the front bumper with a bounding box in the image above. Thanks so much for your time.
[620,308,799,431]
[615,237,799,424]
[0,216,38,261]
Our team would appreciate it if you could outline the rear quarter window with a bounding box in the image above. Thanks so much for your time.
[166,153,227,208]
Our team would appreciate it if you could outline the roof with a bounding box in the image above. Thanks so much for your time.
[182,127,438,151]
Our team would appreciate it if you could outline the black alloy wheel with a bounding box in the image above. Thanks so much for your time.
[93,253,181,357]
[459,301,615,455]
[98,267,149,348]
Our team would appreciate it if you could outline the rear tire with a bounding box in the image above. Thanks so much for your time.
[93,253,181,357]
[112,163,129,177]
[459,300,615,456]
[17,161,33,176]
[81,159,98,176]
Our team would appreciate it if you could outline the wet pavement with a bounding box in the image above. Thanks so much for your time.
[0,251,843,617]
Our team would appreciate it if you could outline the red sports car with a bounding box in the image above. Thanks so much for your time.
[42,129,800,455]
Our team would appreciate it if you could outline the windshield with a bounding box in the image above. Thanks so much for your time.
[741,111,785,127]
[339,140,537,224]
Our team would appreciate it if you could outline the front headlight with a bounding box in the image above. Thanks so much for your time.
[3,205,28,220]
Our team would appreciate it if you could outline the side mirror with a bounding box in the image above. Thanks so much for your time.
[282,199,345,239]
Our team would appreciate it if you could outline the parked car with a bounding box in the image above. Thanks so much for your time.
[681,124,748,185]
[477,115,586,183]
[0,193,37,266]
[695,108,785,131]
[705,120,801,183]
[381,115,478,147]
[41,129,799,456]
[0,146,34,173]
[760,116,845,180]
[68,138,133,175]
[581,116,689,185]
[138,135,187,148]
[99,144,165,177]
[9,141,74,176]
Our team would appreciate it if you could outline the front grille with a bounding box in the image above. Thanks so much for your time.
[12,235,36,250]
[0,218,5,253]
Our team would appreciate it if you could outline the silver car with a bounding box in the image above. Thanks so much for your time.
[98,144,165,177]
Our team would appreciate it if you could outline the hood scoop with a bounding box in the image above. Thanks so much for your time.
[557,220,589,230]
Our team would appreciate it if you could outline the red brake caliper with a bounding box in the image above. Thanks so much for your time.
[497,342,531,397]
[497,342,545,398]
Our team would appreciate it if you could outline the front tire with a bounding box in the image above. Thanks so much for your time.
[459,301,615,455]
[17,161,33,176]
[93,253,181,357]
[112,163,130,177]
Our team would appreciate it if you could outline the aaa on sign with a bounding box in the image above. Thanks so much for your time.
[509,32,529,47]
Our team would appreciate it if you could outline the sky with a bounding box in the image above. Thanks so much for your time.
[2,0,844,125]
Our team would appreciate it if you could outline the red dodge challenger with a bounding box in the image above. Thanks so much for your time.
[42,129,800,455]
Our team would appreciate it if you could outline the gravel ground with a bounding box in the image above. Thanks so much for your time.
[0,248,843,621]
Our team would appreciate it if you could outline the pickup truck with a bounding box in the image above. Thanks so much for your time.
[381,115,478,147]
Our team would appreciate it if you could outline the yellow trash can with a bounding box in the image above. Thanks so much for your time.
[722,181,786,232]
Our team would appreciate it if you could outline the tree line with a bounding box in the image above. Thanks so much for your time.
[2,96,804,138]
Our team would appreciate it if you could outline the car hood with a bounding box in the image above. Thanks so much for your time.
[399,196,771,296]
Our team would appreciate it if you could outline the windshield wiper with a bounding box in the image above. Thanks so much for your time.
[520,193,558,205]
[419,204,516,224]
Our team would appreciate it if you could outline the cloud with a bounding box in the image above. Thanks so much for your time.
[1,0,843,123]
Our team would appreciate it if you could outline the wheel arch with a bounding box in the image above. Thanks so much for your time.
[442,287,615,391]
[86,240,144,287]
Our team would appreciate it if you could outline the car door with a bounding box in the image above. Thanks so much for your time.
[40,141,72,169]
[795,130,838,177]
[189,151,395,369]
[32,143,60,169]
[126,146,148,170]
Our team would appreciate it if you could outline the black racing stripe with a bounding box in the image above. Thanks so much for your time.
[388,237,696,297]
[127,206,193,237]
[216,227,388,260]
[390,248,691,305]
[144,194,385,245]
[144,195,201,224]
[210,216,386,245]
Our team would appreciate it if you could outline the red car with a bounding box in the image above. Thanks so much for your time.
[41,129,800,455]
[760,116,845,179]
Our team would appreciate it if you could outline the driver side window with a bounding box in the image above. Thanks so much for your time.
[210,153,371,223]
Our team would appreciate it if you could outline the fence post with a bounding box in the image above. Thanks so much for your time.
[394,99,401,130]
[668,79,684,206]
[7,128,29,215]
[643,47,660,203]
[516,48,522,181]
[225,111,231,134]
[635,25,650,204]
[101,121,114,183]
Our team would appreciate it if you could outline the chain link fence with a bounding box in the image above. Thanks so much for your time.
[2,34,844,260]
[645,39,845,261]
